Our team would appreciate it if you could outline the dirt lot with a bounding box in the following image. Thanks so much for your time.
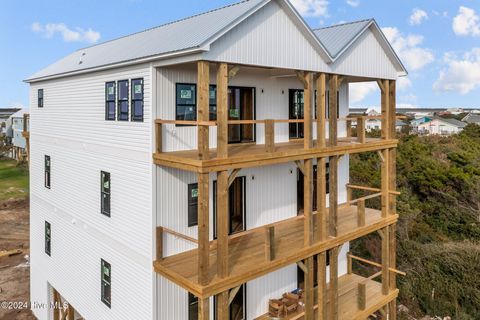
[0,199,36,320]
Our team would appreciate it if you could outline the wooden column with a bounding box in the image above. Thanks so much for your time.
[197,61,210,160]
[317,251,327,320]
[380,79,390,140]
[217,171,229,278]
[53,289,60,320]
[381,227,390,295]
[67,304,74,320]
[329,156,338,236]
[264,119,275,153]
[305,256,315,319]
[216,291,229,320]
[304,159,314,245]
[317,73,327,148]
[304,72,313,149]
[357,283,366,311]
[357,116,366,143]
[265,226,275,261]
[217,63,229,158]
[381,149,390,218]
[389,223,397,319]
[197,173,210,285]
[198,297,210,320]
[156,226,163,260]
[328,74,338,147]
[316,157,327,241]
[329,246,340,320]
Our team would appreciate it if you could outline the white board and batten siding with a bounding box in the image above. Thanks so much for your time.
[29,63,155,320]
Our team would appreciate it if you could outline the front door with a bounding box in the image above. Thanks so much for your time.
[228,87,255,144]
[289,89,304,139]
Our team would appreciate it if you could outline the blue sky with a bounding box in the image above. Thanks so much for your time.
[1,0,479,109]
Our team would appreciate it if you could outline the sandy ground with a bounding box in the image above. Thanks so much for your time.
[0,199,36,320]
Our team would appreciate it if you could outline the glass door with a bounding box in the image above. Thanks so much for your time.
[289,89,304,139]
[228,87,255,144]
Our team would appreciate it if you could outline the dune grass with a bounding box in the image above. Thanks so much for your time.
[0,159,29,201]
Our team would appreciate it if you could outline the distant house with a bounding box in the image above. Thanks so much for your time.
[0,107,21,135]
[417,117,467,135]
[462,113,480,125]
[410,116,432,130]
[395,120,407,132]
[6,109,28,160]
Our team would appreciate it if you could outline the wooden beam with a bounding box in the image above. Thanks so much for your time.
[228,168,241,188]
[228,285,242,305]
[265,226,275,261]
[304,72,313,149]
[377,150,385,162]
[389,223,398,320]
[217,291,229,320]
[382,226,390,295]
[358,282,366,310]
[197,61,210,160]
[217,171,229,279]
[217,62,229,158]
[198,297,210,320]
[228,65,240,81]
[381,149,390,218]
[389,80,397,139]
[381,79,390,139]
[316,157,327,241]
[264,119,275,152]
[348,253,406,276]
[304,159,314,246]
[305,256,315,319]
[198,173,210,285]
[294,160,305,175]
[329,246,340,320]
[295,70,308,88]
[156,226,163,260]
[376,79,385,93]
[296,261,307,273]
[155,122,162,153]
[317,252,327,320]
[329,156,338,237]
[329,74,338,147]
[67,304,74,320]
[357,199,366,227]
[317,73,327,148]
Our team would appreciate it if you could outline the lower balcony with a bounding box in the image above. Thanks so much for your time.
[153,204,398,299]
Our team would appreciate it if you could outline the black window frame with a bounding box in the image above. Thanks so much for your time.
[45,221,51,256]
[38,89,44,108]
[188,292,198,320]
[131,78,144,122]
[188,183,199,227]
[117,80,129,121]
[101,259,112,308]
[44,155,51,189]
[101,171,111,217]
[175,83,216,126]
[105,82,116,121]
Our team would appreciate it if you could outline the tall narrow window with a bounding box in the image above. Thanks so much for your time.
[117,80,129,121]
[131,78,144,122]
[188,183,198,227]
[101,171,111,217]
[209,85,217,121]
[176,84,196,124]
[188,293,198,320]
[45,221,51,256]
[38,89,44,108]
[44,155,51,189]
[101,259,111,308]
[105,82,116,120]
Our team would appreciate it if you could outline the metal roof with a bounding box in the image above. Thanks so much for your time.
[433,117,467,128]
[462,113,480,124]
[26,0,267,81]
[313,19,372,58]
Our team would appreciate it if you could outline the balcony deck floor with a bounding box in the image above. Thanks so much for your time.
[154,137,398,172]
[154,205,398,298]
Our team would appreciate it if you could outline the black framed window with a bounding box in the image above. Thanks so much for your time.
[101,259,111,308]
[101,171,111,217]
[117,80,129,121]
[188,293,198,320]
[44,155,51,189]
[38,89,44,108]
[105,82,116,120]
[131,78,144,122]
[175,83,217,124]
[45,221,51,256]
[188,183,199,227]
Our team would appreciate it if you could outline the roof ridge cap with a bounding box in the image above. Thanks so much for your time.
[312,18,372,31]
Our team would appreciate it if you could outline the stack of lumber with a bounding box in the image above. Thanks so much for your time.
[268,291,303,318]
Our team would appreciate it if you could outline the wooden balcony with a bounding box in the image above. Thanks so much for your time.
[154,204,398,299]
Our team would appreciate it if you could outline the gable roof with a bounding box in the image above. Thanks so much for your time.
[26,0,406,82]
[431,117,467,128]
[462,113,480,124]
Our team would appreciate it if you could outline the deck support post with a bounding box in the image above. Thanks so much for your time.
[216,291,229,320]
[357,282,367,311]
[53,288,60,320]
[198,173,210,285]
[329,246,340,320]
[67,304,75,320]
[265,226,275,261]
[381,148,390,218]
[156,226,163,260]
[316,157,327,241]
[198,297,210,320]
[304,159,314,245]
[357,116,366,143]
[317,251,327,320]
[329,74,338,147]
[389,223,397,319]
[217,62,229,158]
[357,199,366,227]
[329,155,338,236]
[381,226,390,295]
[197,61,210,160]
[317,73,326,147]
[217,170,229,278]
[305,256,315,319]
[264,119,275,152]
[303,72,313,149]
[380,79,390,140]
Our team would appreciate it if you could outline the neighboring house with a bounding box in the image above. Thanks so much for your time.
[410,116,432,130]
[417,117,467,135]
[10,109,27,149]
[462,112,480,125]
[395,120,407,132]
[0,107,20,135]
[26,1,406,320]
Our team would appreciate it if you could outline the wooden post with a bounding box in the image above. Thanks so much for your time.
[389,223,397,319]
[381,149,390,218]
[305,256,315,319]
[197,61,210,160]
[265,226,275,261]
[217,171,229,278]
[357,117,366,143]
[380,79,390,140]
[67,304,74,320]
[347,251,352,274]
[197,173,210,285]
[328,74,338,147]
[329,156,338,237]
[156,122,162,153]
[198,297,210,320]
[304,72,313,149]
[329,246,340,320]
[217,63,229,158]
[317,252,327,320]
[381,226,390,295]
[358,282,366,311]
[357,199,366,227]
[346,185,352,206]
[316,157,327,241]
[156,226,163,260]
[53,288,60,320]
[304,159,314,246]
[264,120,275,153]
[346,120,352,138]
[216,291,229,320]
[317,73,327,148]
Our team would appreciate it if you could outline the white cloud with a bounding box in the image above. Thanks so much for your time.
[397,77,412,91]
[452,6,480,37]
[346,0,359,8]
[349,82,379,104]
[32,22,101,44]
[433,48,480,94]
[409,8,428,25]
[290,0,329,17]
[382,27,434,72]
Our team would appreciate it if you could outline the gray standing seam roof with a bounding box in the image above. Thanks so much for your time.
[313,19,372,58]
[435,117,467,128]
